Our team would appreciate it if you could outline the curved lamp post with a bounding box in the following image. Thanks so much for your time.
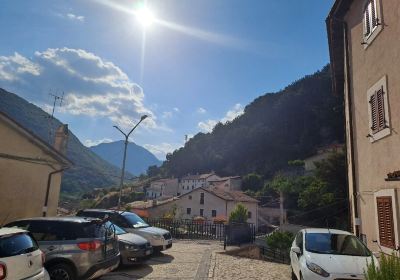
[113,115,148,210]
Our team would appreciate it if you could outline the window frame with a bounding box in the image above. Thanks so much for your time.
[211,210,217,217]
[374,189,399,254]
[367,75,390,142]
[362,0,383,48]
[200,209,204,216]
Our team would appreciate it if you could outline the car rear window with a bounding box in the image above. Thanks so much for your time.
[0,233,39,257]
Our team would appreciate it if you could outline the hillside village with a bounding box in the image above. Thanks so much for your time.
[1,0,400,279]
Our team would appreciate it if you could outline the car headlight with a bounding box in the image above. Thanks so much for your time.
[151,234,162,240]
[123,243,139,251]
[306,261,330,277]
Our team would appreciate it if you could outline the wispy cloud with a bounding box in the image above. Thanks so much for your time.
[66,13,85,22]
[84,138,113,147]
[0,48,161,131]
[197,107,206,114]
[144,142,182,160]
[198,103,244,133]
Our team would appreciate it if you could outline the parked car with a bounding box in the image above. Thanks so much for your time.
[77,209,173,252]
[6,217,120,280]
[0,227,49,280]
[290,228,378,280]
[104,221,153,265]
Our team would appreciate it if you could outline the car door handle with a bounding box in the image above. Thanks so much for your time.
[47,246,56,251]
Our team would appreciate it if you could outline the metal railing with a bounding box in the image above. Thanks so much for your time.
[259,246,290,264]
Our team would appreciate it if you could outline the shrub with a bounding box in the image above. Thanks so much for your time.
[365,253,400,280]
[229,204,248,223]
[265,231,294,251]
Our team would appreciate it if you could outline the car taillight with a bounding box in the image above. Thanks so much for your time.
[77,240,102,251]
[0,263,6,280]
[41,251,45,265]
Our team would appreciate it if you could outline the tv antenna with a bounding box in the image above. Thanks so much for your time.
[46,90,64,143]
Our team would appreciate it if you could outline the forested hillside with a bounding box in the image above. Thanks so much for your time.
[0,88,122,196]
[160,65,343,178]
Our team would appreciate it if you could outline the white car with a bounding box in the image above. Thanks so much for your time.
[290,228,377,280]
[0,227,49,280]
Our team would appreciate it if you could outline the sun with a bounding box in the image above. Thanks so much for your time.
[135,6,155,28]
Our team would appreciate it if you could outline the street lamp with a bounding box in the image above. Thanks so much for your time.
[113,115,148,210]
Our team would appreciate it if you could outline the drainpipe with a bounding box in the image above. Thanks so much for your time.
[343,21,360,237]
[42,168,68,217]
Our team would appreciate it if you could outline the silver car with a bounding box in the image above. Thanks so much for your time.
[6,217,120,280]
[77,209,173,252]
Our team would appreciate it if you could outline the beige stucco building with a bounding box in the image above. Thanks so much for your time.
[0,112,71,224]
[179,172,220,195]
[327,0,400,253]
[146,178,179,200]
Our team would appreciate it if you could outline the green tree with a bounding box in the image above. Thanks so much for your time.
[242,173,264,191]
[297,177,334,209]
[229,204,248,223]
[265,231,294,251]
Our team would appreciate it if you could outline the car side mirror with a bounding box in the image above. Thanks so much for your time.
[291,246,302,255]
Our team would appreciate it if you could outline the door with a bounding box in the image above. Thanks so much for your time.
[28,221,62,258]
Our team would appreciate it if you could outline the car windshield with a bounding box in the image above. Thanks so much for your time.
[305,233,371,256]
[105,221,126,235]
[0,233,39,257]
[123,213,149,228]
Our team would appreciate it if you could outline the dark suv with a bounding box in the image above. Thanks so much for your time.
[6,217,120,280]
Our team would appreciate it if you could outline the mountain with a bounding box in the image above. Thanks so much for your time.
[0,88,124,196]
[160,65,344,178]
[90,141,161,175]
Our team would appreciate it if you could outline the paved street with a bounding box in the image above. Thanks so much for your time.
[100,240,291,280]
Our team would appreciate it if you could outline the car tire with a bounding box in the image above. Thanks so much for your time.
[48,263,76,280]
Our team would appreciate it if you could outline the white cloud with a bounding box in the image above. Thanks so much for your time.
[198,103,244,133]
[144,142,183,160]
[0,48,159,130]
[162,111,173,119]
[66,13,85,22]
[84,138,113,147]
[197,107,206,114]
[173,107,180,112]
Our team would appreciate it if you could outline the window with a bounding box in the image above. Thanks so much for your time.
[186,186,189,190]
[367,76,390,142]
[376,196,396,249]
[295,232,303,250]
[248,211,252,219]
[192,185,194,189]
[212,210,217,217]
[188,195,192,200]
[363,0,382,47]
[200,193,204,205]
[182,186,184,190]
[200,209,204,216]
[187,208,191,215]
[0,233,39,258]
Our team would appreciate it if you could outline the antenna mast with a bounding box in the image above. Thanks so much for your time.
[47,90,64,143]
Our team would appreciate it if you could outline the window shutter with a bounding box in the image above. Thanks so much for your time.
[376,196,396,249]
[371,0,377,27]
[376,87,386,131]
[364,4,371,36]
[370,92,378,133]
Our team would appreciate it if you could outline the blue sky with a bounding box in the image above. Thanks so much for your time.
[0,0,334,160]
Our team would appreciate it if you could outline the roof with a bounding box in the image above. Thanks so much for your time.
[152,178,177,183]
[0,227,27,236]
[208,176,241,183]
[0,111,73,166]
[181,173,216,180]
[326,0,354,96]
[302,228,352,235]
[180,187,259,203]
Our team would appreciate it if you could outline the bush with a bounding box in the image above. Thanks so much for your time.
[265,231,294,251]
[365,253,400,280]
[229,204,248,223]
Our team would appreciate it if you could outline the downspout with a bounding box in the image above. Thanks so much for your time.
[42,167,68,217]
[343,21,360,237]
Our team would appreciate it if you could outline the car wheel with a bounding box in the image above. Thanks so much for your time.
[48,263,76,280]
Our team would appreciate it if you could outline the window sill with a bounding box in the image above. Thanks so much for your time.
[369,127,390,142]
[363,25,383,50]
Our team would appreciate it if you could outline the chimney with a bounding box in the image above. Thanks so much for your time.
[54,124,69,155]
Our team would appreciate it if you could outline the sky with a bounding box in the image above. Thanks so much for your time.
[0,0,334,160]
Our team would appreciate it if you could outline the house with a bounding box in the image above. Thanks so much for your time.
[145,187,259,227]
[327,0,400,253]
[303,144,344,173]
[146,178,179,200]
[179,172,220,195]
[208,176,242,191]
[0,112,72,224]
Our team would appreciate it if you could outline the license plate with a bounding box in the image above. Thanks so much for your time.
[146,250,151,255]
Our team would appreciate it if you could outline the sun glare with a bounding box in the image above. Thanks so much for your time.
[136,7,155,28]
